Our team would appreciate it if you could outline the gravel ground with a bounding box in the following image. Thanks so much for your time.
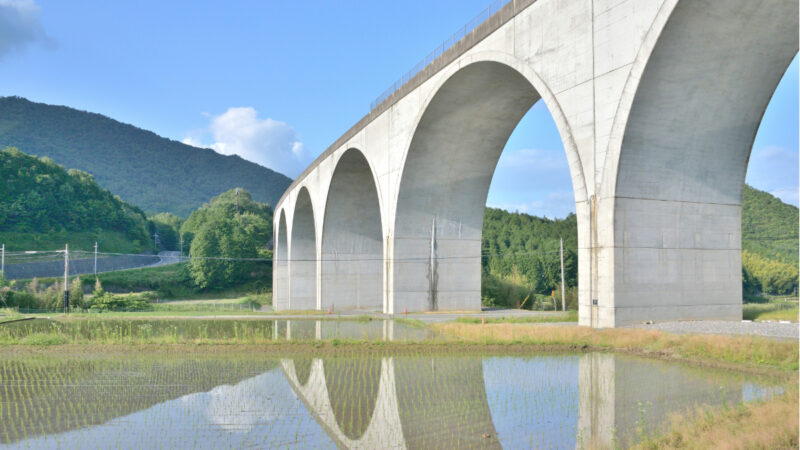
[627,320,799,340]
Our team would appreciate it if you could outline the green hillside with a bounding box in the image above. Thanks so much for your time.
[742,184,798,265]
[0,147,150,252]
[0,96,292,216]
[482,185,799,306]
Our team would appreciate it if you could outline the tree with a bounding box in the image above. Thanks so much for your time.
[148,212,184,251]
[69,277,84,308]
[0,273,10,307]
[185,189,272,289]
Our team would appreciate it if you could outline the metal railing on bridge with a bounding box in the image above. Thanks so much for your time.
[370,0,512,111]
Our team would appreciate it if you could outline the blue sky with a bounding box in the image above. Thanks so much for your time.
[0,0,796,218]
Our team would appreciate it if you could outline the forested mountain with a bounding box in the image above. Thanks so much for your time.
[741,185,799,296]
[482,185,799,306]
[481,208,576,307]
[0,96,292,216]
[0,147,151,252]
[742,184,798,264]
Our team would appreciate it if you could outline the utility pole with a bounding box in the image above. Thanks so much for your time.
[179,235,184,261]
[63,244,69,314]
[1,243,4,278]
[235,188,240,215]
[94,242,98,275]
[560,237,566,312]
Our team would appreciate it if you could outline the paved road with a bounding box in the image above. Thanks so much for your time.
[3,250,183,280]
[150,251,183,267]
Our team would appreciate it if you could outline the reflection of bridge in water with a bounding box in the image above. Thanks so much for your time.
[281,353,745,449]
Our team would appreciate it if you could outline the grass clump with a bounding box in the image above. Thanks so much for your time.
[634,386,798,449]
[19,333,67,346]
[743,303,798,322]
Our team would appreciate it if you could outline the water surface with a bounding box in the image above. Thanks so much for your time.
[0,351,780,449]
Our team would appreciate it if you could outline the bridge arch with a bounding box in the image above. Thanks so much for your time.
[289,186,317,310]
[274,209,289,310]
[594,0,798,325]
[390,56,586,313]
[320,148,384,311]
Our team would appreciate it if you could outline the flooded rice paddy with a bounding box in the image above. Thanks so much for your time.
[0,319,783,449]
[0,318,434,343]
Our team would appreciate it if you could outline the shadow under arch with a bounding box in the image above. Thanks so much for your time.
[274,209,289,310]
[600,0,798,323]
[320,148,384,311]
[290,187,317,310]
[391,59,584,313]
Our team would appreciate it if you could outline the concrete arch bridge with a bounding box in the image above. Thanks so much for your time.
[273,0,798,327]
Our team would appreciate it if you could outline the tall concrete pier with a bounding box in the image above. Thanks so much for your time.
[273,0,798,327]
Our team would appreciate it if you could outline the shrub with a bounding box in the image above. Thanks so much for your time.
[88,291,155,312]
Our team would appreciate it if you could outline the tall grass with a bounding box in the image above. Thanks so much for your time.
[455,311,577,324]
[743,303,798,322]
[633,385,799,449]
[432,323,799,371]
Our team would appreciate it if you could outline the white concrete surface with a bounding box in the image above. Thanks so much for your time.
[273,0,799,327]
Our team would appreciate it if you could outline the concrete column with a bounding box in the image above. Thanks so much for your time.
[591,0,798,327]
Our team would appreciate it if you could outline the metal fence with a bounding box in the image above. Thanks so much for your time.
[370,0,512,111]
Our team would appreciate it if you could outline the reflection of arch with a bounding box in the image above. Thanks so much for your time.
[391,58,584,313]
[323,358,382,440]
[293,358,313,386]
[595,0,798,325]
[281,358,404,448]
[282,356,500,449]
[320,148,384,311]
[394,357,501,449]
[274,210,289,310]
[290,187,317,310]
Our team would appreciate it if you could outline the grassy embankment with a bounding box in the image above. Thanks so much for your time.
[0,230,146,253]
[632,385,799,449]
[743,302,798,322]
[10,262,272,312]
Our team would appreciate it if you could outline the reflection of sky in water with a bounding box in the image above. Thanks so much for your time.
[483,356,580,449]
[6,368,335,450]
[2,354,782,449]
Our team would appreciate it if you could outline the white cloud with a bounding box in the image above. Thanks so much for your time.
[0,0,54,59]
[184,107,312,178]
[181,136,205,148]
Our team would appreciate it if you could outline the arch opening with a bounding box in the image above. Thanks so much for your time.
[290,188,317,310]
[392,60,578,313]
[321,148,383,311]
[274,211,289,310]
[608,0,798,325]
